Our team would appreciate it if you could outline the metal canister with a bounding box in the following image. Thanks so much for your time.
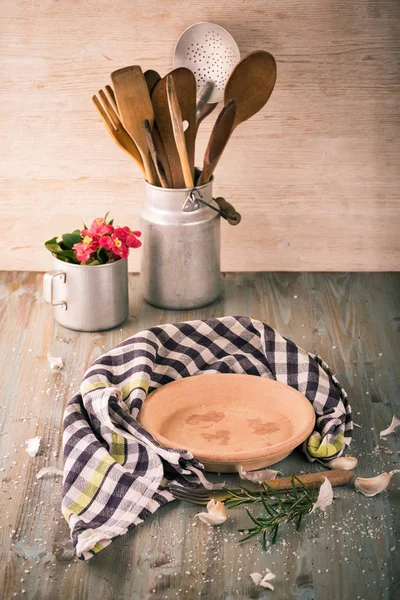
[43,256,129,331]
[140,179,221,309]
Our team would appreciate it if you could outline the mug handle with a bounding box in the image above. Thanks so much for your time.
[43,270,67,310]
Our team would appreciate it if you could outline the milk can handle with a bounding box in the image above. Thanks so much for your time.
[182,188,241,226]
[43,270,67,310]
[213,197,241,226]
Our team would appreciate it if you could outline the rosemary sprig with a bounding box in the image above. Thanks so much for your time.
[225,475,319,548]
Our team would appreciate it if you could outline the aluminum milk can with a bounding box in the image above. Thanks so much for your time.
[140,179,221,309]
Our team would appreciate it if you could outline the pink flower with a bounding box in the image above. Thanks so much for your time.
[89,236,100,251]
[98,235,113,250]
[73,239,93,263]
[82,218,114,238]
[114,226,141,241]
[126,233,142,249]
[111,235,129,259]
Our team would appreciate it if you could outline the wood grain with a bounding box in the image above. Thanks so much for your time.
[0,1,399,271]
[0,271,399,599]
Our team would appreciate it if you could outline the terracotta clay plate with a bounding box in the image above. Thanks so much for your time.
[138,374,316,473]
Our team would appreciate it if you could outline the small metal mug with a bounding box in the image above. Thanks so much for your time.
[43,256,129,331]
[140,178,221,310]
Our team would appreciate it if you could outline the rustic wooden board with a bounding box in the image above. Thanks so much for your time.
[0,1,400,272]
[0,272,399,599]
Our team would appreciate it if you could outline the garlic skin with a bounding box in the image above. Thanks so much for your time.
[380,416,400,438]
[324,456,358,471]
[354,470,400,497]
[311,477,333,513]
[36,466,63,479]
[239,465,283,483]
[47,354,63,370]
[25,436,41,457]
[196,498,227,526]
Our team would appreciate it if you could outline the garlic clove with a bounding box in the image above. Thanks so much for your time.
[239,465,283,483]
[311,477,333,512]
[250,573,262,586]
[195,498,227,526]
[379,416,400,438]
[354,470,400,497]
[323,456,358,471]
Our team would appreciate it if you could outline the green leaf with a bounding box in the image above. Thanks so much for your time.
[96,247,109,265]
[45,242,64,254]
[45,243,80,264]
[62,230,81,249]
[57,249,79,261]
[108,219,114,225]
[86,259,100,265]
[44,236,58,247]
[104,211,110,223]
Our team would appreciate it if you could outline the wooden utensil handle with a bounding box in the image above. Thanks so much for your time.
[214,197,241,226]
[144,120,169,188]
[264,469,354,490]
[166,75,194,188]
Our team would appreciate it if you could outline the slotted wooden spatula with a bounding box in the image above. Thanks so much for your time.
[197,99,236,185]
[111,66,156,184]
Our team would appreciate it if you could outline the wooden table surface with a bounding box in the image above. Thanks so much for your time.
[0,272,399,600]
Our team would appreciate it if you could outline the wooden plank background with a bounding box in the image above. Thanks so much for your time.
[0,272,399,599]
[0,0,399,272]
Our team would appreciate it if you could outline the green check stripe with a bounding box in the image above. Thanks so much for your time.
[307,433,344,458]
[62,455,115,522]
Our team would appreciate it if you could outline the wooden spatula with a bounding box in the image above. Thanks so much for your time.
[144,69,161,96]
[197,99,236,185]
[111,66,157,184]
[224,51,277,132]
[92,90,145,177]
[170,68,197,173]
[166,75,194,188]
[152,69,196,188]
[104,80,170,187]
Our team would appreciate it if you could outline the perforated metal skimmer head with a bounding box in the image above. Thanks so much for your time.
[173,22,240,103]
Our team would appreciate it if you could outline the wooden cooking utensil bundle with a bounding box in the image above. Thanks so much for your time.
[92,51,277,218]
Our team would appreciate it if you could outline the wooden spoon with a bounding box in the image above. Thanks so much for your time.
[152,68,196,188]
[144,69,161,96]
[166,75,193,188]
[224,51,277,131]
[197,99,236,185]
[111,66,156,184]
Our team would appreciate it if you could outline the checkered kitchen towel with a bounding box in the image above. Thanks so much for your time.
[62,316,352,560]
